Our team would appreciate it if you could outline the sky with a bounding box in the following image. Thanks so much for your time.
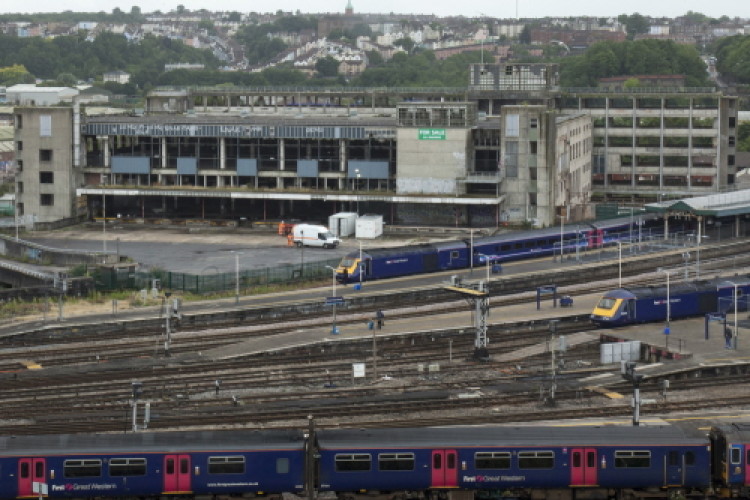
[1,0,747,20]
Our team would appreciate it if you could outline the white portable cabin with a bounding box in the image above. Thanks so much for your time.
[355,215,383,239]
[328,212,358,237]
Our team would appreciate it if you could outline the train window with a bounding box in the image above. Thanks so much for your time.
[524,241,535,248]
[475,452,511,469]
[731,448,741,464]
[500,245,510,251]
[335,454,371,472]
[518,451,554,469]
[208,456,245,474]
[378,453,415,471]
[166,458,175,474]
[109,458,146,476]
[685,452,695,466]
[64,459,102,478]
[180,458,189,474]
[20,462,29,478]
[450,251,459,259]
[596,298,616,310]
[35,461,43,478]
[514,243,522,249]
[614,451,651,468]
[276,458,290,474]
[669,451,679,466]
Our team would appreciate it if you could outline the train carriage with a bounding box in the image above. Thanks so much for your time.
[710,423,750,496]
[591,277,750,327]
[471,224,592,264]
[316,425,711,498]
[0,430,306,499]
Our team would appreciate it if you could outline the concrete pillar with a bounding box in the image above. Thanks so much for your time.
[220,137,226,170]
[102,136,110,168]
[339,138,347,190]
[279,138,285,171]
[161,137,167,168]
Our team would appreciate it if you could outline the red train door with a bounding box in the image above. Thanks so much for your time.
[744,445,750,486]
[163,454,192,494]
[18,458,46,497]
[431,450,458,488]
[570,448,597,486]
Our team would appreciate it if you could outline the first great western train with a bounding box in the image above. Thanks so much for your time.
[4,421,750,499]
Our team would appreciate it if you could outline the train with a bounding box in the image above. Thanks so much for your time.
[591,276,750,327]
[335,215,663,284]
[4,421,750,499]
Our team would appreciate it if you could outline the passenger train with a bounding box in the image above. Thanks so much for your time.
[591,276,750,327]
[3,421,750,499]
[335,215,662,284]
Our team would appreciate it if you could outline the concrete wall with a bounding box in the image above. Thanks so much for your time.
[0,235,118,266]
[396,128,470,195]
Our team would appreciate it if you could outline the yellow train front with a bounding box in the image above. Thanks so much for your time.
[590,289,637,327]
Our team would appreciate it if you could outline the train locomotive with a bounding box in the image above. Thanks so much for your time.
[591,276,750,327]
[336,215,658,284]
[5,421,750,499]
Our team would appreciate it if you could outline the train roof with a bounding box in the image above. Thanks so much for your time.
[711,422,750,442]
[316,425,708,449]
[0,429,305,456]
[620,276,750,298]
[473,224,592,246]
[347,244,438,259]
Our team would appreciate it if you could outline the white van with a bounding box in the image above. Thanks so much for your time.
[292,224,341,249]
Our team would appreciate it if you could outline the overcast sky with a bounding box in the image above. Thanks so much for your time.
[2,0,747,20]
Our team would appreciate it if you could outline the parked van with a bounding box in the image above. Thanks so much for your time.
[292,224,341,249]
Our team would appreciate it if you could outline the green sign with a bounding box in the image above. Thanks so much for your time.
[418,128,446,140]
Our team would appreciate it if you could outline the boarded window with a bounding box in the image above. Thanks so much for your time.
[505,114,520,137]
[40,115,52,137]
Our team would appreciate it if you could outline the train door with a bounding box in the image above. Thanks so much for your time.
[18,458,46,497]
[745,445,750,486]
[665,450,684,486]
[431,450,458,488]
[163,454,192,493]
[570,448,597,486]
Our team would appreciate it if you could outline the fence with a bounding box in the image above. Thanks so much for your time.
[96,257,342,294]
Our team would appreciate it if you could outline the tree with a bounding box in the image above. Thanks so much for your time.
[315,56,340,78]
[55,72,78,86]
[366,50,384,66]
[618,13,650,40]
[519,25,532,44]
[0,64,35,85]
[393,37,415,53]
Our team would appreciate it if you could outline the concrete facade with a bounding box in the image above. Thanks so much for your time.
[8,63,739,230]
[14,106,81,223]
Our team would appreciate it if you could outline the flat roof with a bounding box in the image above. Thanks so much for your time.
[645,189,750,218]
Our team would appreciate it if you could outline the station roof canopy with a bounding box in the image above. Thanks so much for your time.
[645,189,750,218]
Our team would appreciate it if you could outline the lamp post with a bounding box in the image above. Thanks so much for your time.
[362,240,365,295]
[325,265,338,334]
[734,282,738,349]
[231,252,243,305]
[354,168,361,214]
[659,269,671,336]
[102,192,107,253]
[616,241,622,288]
[478,253,491,283]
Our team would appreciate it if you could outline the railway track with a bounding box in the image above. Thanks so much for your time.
[1,242,750,436]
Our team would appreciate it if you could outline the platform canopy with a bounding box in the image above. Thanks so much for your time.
[645,189,750,218]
